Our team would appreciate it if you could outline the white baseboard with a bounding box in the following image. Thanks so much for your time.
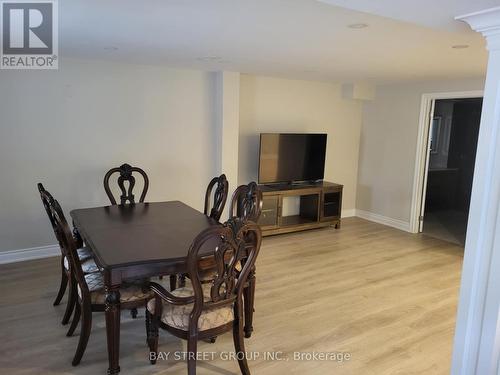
[355,209,411,232]
[341,208,356,218]
[0,244,59,265]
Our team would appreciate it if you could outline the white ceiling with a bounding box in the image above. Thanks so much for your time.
[317,0,500,31]
[60,0,492,84]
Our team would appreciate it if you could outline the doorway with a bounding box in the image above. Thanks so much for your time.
[418,97,483,245]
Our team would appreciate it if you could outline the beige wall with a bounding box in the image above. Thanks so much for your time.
[0,59,218,251]
[356,78,485,224]
[1,58,483,253]
[214,71,240,195]
[1,65,365,253]
[238,74,364,213]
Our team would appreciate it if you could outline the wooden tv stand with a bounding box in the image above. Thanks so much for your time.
[257,181,343,236]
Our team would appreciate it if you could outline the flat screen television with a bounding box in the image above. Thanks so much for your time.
[258,133,327,184]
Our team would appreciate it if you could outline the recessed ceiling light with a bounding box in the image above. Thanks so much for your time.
[348,23,368,29]
[452,44,469,49]
[103,46,118,51]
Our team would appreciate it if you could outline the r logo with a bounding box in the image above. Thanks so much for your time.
[1,0,57,69]
[2,2,52,54]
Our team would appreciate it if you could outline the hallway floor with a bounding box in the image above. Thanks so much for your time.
[422,210,468,246]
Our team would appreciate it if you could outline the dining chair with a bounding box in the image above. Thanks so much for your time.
[183,181,263,340]
[204,174,229,221]
[146,219,262,375]
[49,198,154,366]
[37,183,99,326]
[103,163,149,318]
[228,181,263,338]
[103,163,149,205]
[229,181,263,223]
[171,174,230,291]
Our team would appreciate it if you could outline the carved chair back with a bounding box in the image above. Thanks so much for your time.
[49,199,91,302]
[38,183,68,257]
[103,163,149,205]
[185,219,262,331]
[204,174,229,221]
[229,182,263,222]
[38,183,58,232]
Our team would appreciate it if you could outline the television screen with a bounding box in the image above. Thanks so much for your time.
[258,133,327,184]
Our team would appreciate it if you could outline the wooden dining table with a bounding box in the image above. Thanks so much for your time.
[70,200,218,374]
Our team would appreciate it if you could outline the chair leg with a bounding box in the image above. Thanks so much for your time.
[66,302,81,337]
[61,275,76,325]
[243,270,256,338]
[145,310,159,365]
[233,302,251,375]
[169,274,177,291]
[53,260,68,306]
[72,302,92,366]
[130,308,138,319]
[187,336,198,375]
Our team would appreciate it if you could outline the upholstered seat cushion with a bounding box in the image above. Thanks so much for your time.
[147,283,234,331]
[77,247,93,261]
[64,256,99,273]
[77,273,154,305]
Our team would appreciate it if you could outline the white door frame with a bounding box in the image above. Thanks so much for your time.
[409,90,484,233]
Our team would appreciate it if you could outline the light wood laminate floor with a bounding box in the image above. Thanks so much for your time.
[0,218,463,375]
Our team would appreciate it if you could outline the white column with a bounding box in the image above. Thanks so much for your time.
[214,71,240,211]
[452,7,500,375]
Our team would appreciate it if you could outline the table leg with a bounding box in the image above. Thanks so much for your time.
[105,287,121,374]
[244,266,256,338]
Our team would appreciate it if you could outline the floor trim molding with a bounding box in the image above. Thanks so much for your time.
[355,209,411,232]
[0,245,59,265]
[342,208,356,218]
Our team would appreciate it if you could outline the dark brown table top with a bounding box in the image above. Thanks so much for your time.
[70,201,217,270]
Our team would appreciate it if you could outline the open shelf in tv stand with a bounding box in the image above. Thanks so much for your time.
[257,181,343,236]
